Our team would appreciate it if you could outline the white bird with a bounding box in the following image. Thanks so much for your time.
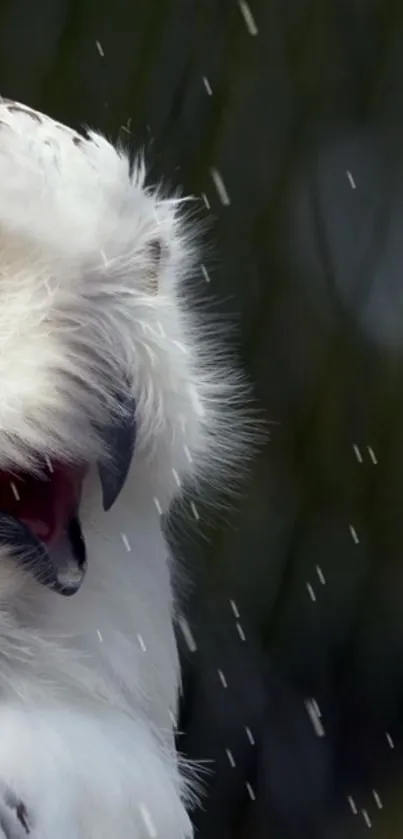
[0,98,252,838]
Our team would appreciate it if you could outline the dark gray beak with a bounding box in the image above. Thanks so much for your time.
[0,513,87,596]
[0,389,137,595]
[97,393,137,512]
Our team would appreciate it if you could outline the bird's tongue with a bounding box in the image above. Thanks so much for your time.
[0,462,87,545]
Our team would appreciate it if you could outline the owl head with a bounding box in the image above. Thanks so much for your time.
[0,99,252,597]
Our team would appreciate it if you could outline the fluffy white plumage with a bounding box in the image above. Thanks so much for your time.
[0,98,253,838]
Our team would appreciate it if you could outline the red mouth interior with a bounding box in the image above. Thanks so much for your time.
[0,461,87,546]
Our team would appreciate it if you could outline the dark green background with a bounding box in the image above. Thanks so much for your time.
[2,1,403,836]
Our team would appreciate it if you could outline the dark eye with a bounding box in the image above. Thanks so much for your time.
[147,239,164,294]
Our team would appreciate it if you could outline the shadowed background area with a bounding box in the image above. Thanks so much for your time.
[2,0,403,836]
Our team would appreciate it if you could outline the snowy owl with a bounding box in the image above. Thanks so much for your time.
[0,98,251,838]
